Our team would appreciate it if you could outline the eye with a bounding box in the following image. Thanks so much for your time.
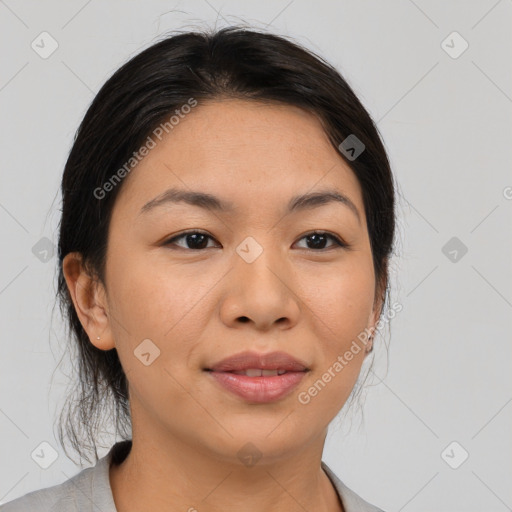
[163,230,347,251]
[163,230,219,250]
[294,231,347,251]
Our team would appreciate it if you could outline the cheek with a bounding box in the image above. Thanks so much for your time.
[104,248,228,399]
[104,251,213,415]
[106,249,217,341]
[295,258,374,408]
[300,257,375,346]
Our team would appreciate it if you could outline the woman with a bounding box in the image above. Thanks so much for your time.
[2,26,396,512]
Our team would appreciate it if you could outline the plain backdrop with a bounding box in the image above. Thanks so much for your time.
[1,1,511,511]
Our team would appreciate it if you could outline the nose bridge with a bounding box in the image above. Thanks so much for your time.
[239,248,280,293]
[236,237,274,290]
[221,235,300,330]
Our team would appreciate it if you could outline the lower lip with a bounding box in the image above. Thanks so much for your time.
[208,371,307,403]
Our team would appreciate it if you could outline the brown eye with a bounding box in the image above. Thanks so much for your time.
[294,232,347,251]
[164,231,219,250]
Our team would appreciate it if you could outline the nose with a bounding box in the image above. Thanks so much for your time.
[219,248,301,332]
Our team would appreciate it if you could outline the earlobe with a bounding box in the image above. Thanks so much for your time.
[365,301,381,354]
[365,332,374,353]
[366,277,386,350]
[62,252,115,351]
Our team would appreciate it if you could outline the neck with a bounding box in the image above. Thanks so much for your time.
[109,430,344,512]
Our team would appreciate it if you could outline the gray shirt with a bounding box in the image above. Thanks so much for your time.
[1,441,384,512]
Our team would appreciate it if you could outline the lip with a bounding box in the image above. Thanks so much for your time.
[204,351,309,403]
[206,350,309,372]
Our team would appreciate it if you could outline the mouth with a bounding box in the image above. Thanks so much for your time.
[220,368,289,376]
[205,350,309,373]
[204,351,310,403]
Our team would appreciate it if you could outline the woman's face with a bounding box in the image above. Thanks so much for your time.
[94,99,381,463]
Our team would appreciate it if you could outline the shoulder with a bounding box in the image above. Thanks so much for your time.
[1,453,115,512]
[1,465,92,512]
[321,461,386,512]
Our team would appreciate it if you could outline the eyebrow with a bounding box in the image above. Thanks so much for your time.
[139,187,361,224]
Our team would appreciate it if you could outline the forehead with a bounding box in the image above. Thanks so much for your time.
[114,99,365,218]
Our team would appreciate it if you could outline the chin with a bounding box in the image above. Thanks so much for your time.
[208,417,316,460]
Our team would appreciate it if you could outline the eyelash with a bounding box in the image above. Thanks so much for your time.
[163,230,348,251]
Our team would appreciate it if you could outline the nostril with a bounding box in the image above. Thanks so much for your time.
[238,316,250,323]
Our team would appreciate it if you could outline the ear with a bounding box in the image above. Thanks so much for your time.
[365,265,388,352]
[62,252,115,351]
[368,288,384,332]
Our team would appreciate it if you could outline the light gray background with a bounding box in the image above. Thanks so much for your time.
[1,1,511,511]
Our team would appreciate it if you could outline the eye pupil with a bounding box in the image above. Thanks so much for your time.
[186,233,208,249]
[307,233,327,250]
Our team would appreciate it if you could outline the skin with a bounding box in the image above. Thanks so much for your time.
[63,99,384,512]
